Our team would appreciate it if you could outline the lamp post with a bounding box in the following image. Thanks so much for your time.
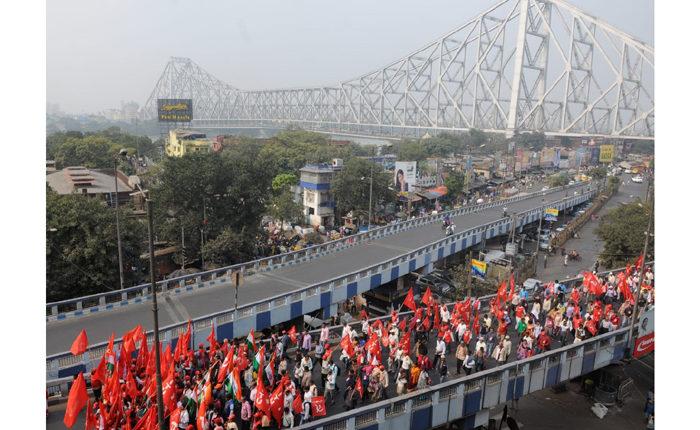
[134,184,166,430]
[114,148,128,290]
[361,168,374,230]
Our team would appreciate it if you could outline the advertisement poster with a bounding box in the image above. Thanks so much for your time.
[157,98,193,122]
[545,207,559,221]
[471,259,487,279]
[633,306,655,358]
[394,161,417,192]
[599,144,615,163]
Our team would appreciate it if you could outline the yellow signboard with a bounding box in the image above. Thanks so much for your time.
[599,145,614,163]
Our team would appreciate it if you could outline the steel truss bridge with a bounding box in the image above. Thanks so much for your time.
[142,0,653,140]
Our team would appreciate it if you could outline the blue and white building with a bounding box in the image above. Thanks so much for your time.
[300,161,342,227]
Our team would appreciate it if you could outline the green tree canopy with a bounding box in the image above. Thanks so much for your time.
[272,173,298,191]
[331,158,395,220]
[595,199,653,268]
[548,172,570,187]
[46,187,145,301]
[267,189,304,226]
[444,171,465,202]
[589,166,608,180]
[202,227,256,267]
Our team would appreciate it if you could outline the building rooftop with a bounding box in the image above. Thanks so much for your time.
[46,167,132,195]
[300,163,338,173]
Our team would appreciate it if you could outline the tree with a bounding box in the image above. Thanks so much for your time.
[331,158,395,221]
[589,166,608,180]
[53,136,119,168]
[513,132,546,151]
[267,189,304,227]
[152,145,274,265]
[548,172,570,187]
[272,173,298,192]
[444,171,465,202]
[201,228,255,267]
[607,175,621,194]
[46,187,145,301]
[595,199,653,268]
[394,140,427,161]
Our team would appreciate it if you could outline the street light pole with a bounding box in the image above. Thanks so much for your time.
[114,158,125,290]
[626,181,653,357]
[146,197,167,430]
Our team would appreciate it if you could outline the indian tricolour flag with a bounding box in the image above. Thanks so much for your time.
[224,367,243,401]
[252,345,265,371]
[246,329,257,352]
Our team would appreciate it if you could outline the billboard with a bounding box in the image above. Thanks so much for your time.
[599,144,614,163]
[157,99,193,122]
[633,306,655,358]
[545,207,559,221]
[470,259,487,279]
[394,161,417,192]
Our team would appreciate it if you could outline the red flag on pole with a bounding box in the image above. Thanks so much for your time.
[293,392,303,414]
[398,318,407,332]
[355,374,364,399]
[402,289,417,311]
[270,383,285,424]
[634,253,644,271]
[255,364,270,413]
[508,274,516,301]
[70,329,88,356]
[287,325,298,344]
[85,401,97,430]
[207,325,218,356]
[63,372,88,428]
[422,286,433,306]
[311,396,327,417]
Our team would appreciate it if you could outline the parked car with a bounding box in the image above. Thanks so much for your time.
[523,278,542,292]
[632,175,644,183]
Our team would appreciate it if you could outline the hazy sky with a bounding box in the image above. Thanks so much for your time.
[47,0,653,114]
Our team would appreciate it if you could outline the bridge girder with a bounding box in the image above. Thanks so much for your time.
[141,0,654,140]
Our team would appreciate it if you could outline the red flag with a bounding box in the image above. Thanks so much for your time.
[207,325,218,356]
[399,332,411,354]
[634,253,644,271]
[196,381,212,430]
[340,335,354,357]
[269,383,285,424]
[63,372,88,428]
[84,401,97,430]
[402,289,417,311]
[398,318,407,332]
[422,286,433,306]
[508,274,516,301]
[169,407,181,430]
[355,374,364,398]
[255,364,270,413]
[217,346,236,384]
[360,309,368,320]
[92,356,106,385]
[70,329,88,356]
[422,317,431,331]
[287,325,298,344]
[293,392,303,414]
[134,405,156,430]
[311,396,327,417]
[125,369,140,400]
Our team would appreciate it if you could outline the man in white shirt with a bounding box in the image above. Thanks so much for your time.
[434,338,446,365]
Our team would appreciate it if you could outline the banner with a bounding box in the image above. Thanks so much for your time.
[544,208,559,222]
[394,161,417,192]
[633,306,655,358]
[599,145,614,163]
[157,99,193,122]
[470,259,487,279]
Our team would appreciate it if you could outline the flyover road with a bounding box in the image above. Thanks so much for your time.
[47,183,591,355]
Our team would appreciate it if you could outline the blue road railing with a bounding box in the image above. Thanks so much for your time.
[46,182,598,322]
[46,188,600,381]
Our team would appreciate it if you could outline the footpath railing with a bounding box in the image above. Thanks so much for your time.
[46,182,595,321]
[46,261,654,429]
[46,187,599,381]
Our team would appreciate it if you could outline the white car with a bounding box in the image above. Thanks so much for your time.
[632,175,643,183]
[624,169,632,174]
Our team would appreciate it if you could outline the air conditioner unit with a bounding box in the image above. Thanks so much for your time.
[332,158,343,167]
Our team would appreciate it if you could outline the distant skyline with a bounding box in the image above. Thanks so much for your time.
[47,0,653,114]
